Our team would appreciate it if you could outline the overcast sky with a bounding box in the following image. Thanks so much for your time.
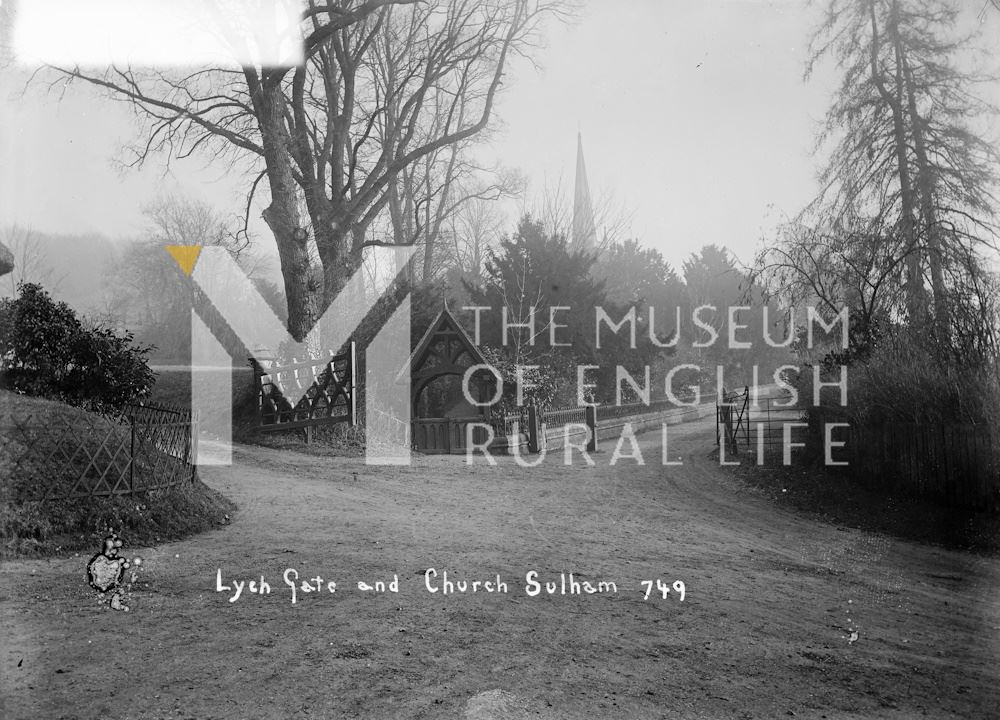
[1,0,997,273]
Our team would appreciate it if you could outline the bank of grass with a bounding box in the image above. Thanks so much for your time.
[248,420,367,456]
[731,454,1000,555]
[1,480,235,558]
[0,390,236,558]
[753,333,1000,553]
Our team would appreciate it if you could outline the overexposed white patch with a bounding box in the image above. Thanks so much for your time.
[13,0,303,68]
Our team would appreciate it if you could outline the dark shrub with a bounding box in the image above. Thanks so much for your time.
[0,283,154,414]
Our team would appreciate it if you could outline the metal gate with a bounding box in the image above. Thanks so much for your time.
[716,386,750,453]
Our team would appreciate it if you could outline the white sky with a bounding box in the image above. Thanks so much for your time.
[1,0,998,272]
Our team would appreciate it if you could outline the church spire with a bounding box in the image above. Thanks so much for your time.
[572,131,597,248]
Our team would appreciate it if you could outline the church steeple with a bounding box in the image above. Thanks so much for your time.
[572,131,597,248]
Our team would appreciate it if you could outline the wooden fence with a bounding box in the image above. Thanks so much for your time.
[249,345,356,439]
[539,395,711,452]
[2,401,198,502]
[843,422,999,510]
[713,393,999,509]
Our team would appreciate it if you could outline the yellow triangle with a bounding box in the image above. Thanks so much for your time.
[165,245,202,276]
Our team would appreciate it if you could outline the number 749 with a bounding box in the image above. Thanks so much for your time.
[641,579,685,601]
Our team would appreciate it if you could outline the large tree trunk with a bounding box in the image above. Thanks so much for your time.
[873,0,925,325]
[253,78,318,344]
[902,53,949,345]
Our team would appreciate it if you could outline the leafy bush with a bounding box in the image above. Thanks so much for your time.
[801,329,1000,428]
[479,344,559,413]
[0,480,236,557]
[0,283,154,413]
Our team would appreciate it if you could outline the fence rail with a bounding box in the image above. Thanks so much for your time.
[595,394,698,423]
[747,397,807,454]
[542,394,701,431]
[1,401,198,502]
[542,406,587,429]
[491,406,531,439]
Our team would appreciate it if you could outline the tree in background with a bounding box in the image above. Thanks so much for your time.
[748,222,907,365]
[104,195,284,363]
[789,0,1000,360]
[676,244,793,389]
[592,239,686,334]
[0,225,65,297]
[368,9,527,285]
[532,175,634,253]
[447,195,509,281]
[464,218,679,406]
[682,245,744,373]
[462,217,600,407]
[750,0,1000,450]
[0,283,154,414]
[466,217,602,355]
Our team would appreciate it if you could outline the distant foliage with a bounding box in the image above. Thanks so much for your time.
[800,327,1000,429]
[479,344,558,413]
[0,283,154,414]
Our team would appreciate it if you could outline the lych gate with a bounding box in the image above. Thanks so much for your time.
[405,304,495,454]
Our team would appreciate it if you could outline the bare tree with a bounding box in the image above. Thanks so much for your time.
[367,13,527,283]
[802,0,1000,349]
[448,194,508,278]
[1,225,65,296]
[42,0,569,343]
[749,219,912,330]
[531,174,634,253]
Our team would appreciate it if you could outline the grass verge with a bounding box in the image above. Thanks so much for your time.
[1,389,236,558]
[1,478,235,558]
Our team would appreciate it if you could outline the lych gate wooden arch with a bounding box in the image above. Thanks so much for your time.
[404,304,494,453]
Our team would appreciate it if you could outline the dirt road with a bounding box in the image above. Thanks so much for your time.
[3,415,999,718]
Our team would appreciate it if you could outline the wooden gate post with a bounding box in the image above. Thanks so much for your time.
[349,341,357,426]
[585,405,598,452]
[716,386,726,447]
[741,385,750,448]
[527,405,539,453]
[129,415,135,492]
[190,409,199,482]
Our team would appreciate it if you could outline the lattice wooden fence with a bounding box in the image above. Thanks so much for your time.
[248,344,357,436]
[1,401,198,502]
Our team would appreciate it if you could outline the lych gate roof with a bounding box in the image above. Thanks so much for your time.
[404,303,485,379]
[400,302,488,408]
